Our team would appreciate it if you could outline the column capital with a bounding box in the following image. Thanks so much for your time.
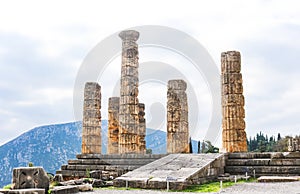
[119,30,139,41]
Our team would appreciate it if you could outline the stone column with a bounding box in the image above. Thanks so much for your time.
[82,82,102,154]
[108,97,120,154]
[118,30,141,154]
[221,51,247,152]
[167,80,189,153]
[138,103,146,154]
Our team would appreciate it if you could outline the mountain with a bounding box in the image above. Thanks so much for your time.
[0,121,167,187]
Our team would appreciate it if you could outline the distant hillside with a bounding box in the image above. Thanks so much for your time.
[0,121,167,187]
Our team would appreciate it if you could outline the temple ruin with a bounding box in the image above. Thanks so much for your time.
[55,30,300,190]
[221,51,247,152]
[167,80,189,153]
[81,82,102,154]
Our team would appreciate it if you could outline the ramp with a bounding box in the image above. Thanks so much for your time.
[114,153,225,190]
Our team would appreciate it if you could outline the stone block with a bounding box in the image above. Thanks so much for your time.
[257,176,299,182]
[77,184,93,192]
[12,167,49,192]
[222,73,242,84]
[0,189,9,194]
[92,179,104,188]
[222,94,244,106]
[222,118,245,130]
[222,105,245,118]
[222,83,243,94]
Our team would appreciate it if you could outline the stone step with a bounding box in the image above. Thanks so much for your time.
[227,152,300,159]
[257,176,300,182]
[62,164,139,171]
[225,166,300,175]
[76,154,166,160]
[226,159,300,166]
[227,153,272,159]
[68,158,158,166]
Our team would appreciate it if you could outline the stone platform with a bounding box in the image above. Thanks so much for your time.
[113,153,225,190]
[56,154,166,180]
[257,176,299,182]
[225,152,300,176]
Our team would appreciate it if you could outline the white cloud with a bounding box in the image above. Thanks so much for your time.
[0,0,300,145]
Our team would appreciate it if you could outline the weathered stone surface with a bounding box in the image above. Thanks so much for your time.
[167,80,189,153]
[225,152,300,176]
[221,51,247,152]
[0,189,9,194]
[50,186,79,194]
[12,167,49,192]
[108,97,120,154]
[8,189,45,194]
[82,82,101,154]
[138,103,146,153]
[257,176,299,182]
[77,184,93,192]
[118,30,146,154]
[53,174,63,182]
[288,137,300,152]
[57,154,166,181]
[92,179,104,188]
[114,154,225,190]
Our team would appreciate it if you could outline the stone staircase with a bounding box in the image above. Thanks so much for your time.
[56,154,166,180]
[225,152,300,176]
[114,153,225,190]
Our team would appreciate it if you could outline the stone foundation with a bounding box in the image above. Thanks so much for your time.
[56,154,165,181]
[225,152,300,176]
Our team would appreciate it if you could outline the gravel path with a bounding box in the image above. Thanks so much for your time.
[83,181,300,194]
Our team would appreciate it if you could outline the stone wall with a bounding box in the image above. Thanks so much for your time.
[82,82,102,154]
[221,51,247,152]
[108,97,120,154]
[167,80,189,153]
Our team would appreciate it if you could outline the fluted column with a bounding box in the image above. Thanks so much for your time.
[118,30,141,154]
[108,97,120,154]
[82,82,101,154]
[138,103,146,154]
[221,51,247,152]
[167,80,189,153]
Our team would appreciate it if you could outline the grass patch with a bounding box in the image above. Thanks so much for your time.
[179,178,256,193]
[3,184,11,189]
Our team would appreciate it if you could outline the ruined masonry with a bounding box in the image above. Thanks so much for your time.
[221,51,247,152]
[114,154,225,190]
[167,80,189,153]
[81,82,102,154]
[108,97,120,154]
[118,30,145,154]
[138,103,146,153]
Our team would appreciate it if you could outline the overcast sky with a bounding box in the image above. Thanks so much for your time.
[0,0,299,146]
